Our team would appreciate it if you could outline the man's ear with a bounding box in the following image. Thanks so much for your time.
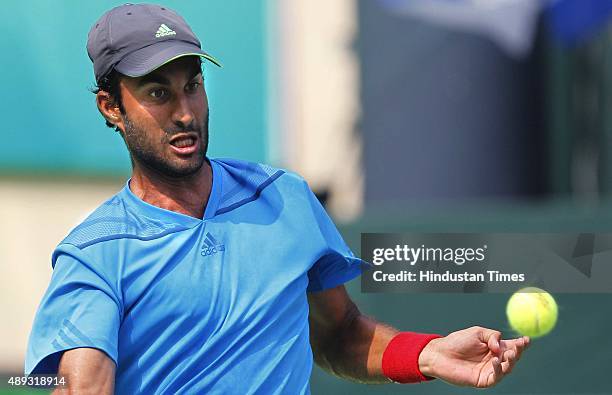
[96,91,125,132]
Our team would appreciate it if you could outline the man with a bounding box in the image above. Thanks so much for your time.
[26,4,529,394]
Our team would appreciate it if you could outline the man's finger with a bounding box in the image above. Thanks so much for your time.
[478,328,502,355]
[501,348,518,374]
[500,359,513,375]
[523,336,531,348]
[515,337,527,358]
[502,349,516,364]
[501,338,524,360]
[487,357,503,387]
[514,337,528,357]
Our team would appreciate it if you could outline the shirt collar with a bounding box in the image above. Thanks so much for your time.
[119,159,222,225]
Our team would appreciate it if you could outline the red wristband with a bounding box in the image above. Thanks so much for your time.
[382,332,442,384]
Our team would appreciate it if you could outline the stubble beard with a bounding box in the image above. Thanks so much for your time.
[121,111,209,179]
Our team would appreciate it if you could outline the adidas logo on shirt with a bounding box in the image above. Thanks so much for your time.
[155,24,176,38]
[201,232,225,257]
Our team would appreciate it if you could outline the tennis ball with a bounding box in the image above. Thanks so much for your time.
[506,287,557,338]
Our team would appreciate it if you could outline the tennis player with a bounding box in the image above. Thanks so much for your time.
[26,4,529,394]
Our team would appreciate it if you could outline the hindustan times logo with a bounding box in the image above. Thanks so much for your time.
[372,245,487,266]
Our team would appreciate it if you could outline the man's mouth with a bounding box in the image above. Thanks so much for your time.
[169,133,199,155]
[171,137,195,148]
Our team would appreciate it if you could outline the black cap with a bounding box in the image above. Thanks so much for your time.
[87,3,220,82]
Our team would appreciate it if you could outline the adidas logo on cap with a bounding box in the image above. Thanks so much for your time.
[155,23,176,38]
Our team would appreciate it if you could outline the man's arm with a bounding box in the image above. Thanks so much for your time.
[52,348,115,395]
[308,285,529,387]
[308,284,397,383]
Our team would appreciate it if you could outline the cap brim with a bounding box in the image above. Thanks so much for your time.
[114,41,221,77]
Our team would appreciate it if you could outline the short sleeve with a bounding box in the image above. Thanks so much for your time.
[304,187,364,292]
[25,246,122,375]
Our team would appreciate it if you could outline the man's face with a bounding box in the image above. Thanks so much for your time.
[117,57,209,178]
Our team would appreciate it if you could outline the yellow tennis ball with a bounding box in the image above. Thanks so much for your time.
[506,287,558,338]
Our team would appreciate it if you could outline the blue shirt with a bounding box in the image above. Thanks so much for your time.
[26,158,362,394]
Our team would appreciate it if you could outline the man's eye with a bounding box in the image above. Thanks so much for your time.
[186,82,200,92]
[149,89,167,99]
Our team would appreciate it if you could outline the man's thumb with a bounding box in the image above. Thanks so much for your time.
[479,328,501,355]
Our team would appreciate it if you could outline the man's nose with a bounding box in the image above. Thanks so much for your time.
[171,93,195,128]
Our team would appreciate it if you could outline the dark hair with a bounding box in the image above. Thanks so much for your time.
[90,70,125,132]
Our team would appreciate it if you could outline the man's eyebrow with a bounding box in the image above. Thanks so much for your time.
[137,73,170,87]
[137,68,202,87]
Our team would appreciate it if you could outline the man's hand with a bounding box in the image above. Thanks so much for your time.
[418,326,530,388]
